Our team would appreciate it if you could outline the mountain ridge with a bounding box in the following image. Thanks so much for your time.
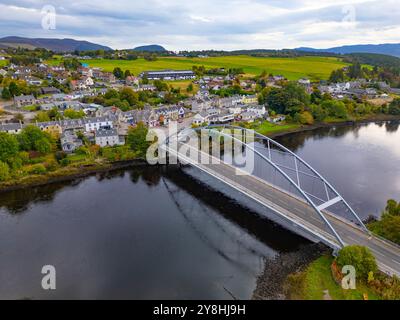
[296,43,400,57]
[132,44,166,52]
[0,36,112,52]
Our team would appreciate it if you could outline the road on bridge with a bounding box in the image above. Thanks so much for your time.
[176,153,400,277]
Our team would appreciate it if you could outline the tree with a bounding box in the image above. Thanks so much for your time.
[141,76,149,85]
[329,69,345,83]
[346,62,364,79]
[34,111,51,122]
[262,82,309,115]
[17,125,53,153]
[310,104,328,122]
[119,87,139,106]
[186,83,194,93]
[1,87,11,100]
[9,82,20,97]
[385,199,400,216]
[321,100,348,119]
[153,80,168,92]
[64,109,85,119]
[104,88,119,100]
[124,70,132,79]
[388,98,400,115]
[295,111,314,125]
[336,245,378,281]
[0,161,10,181]
[113,67,124,79]
[126,122,150,158]
[0,132,19,162]
[368,199,400,245]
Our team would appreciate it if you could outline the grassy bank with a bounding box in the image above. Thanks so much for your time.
[285,255,380,300]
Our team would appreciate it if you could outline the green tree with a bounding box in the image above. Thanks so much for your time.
[126,122,150,158]
[104,89,119,100]
[0,132,19,162]
[388,98,400,115]
[346,62,364,79]
[17,125,53,153]
[295,111,314,125]
[385,199,400,216]
[336,245,378,281]
[153,80,168,92]
[368,199,400,244]
[1,87,11,100]
[124,70,132,79]
[0,161,10,181]
[9,82,20,97]
[34,111,51,122]
[64,109,85,119]
[141,76,149,85]
[119,87,139,106]
[113,67,124,79]
[310,104,328,122]
[321,100,348,119]
[329,69,345,83]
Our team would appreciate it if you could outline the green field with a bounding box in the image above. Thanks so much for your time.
[48,55,348,80]
[0,59,9,67]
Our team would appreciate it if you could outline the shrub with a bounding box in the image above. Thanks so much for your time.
[44,159,58,172]
[0,161,10,181]
[28,164,47,175]
[295,111,314,125]
[55,151,67,162]
[0,132,19,163]
[60,158,70,166]
[336,245,377,281]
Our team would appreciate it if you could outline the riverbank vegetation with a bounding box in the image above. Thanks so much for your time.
[0,123,151,191]
[258,82,400,126]
[368,199,400,244]
[285,245,400,300]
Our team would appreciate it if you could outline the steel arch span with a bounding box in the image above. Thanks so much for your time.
[162,124,369,249]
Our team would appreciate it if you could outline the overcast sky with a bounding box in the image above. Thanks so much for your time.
[0,0,399,50]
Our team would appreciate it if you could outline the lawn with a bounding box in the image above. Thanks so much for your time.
[288,255,380,300]
[0,59,9,67]
[166,80,198,94]
[253,121,301,136]
[47,55,349,81]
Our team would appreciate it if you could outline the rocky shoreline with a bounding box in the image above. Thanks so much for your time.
[252,243,331,300]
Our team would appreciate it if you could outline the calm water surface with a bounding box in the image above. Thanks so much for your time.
[0,121,398,299]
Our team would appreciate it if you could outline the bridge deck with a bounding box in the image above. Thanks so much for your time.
[176,153,400,277]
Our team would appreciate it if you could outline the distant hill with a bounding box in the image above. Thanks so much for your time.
[0,36,112,52]
[132,44,166,52]
[296,43,400,58]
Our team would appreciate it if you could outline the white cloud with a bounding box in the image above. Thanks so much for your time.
[0,0,399,50]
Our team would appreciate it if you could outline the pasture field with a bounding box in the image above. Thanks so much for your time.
[0,60,9,67]
[47,55,348,80]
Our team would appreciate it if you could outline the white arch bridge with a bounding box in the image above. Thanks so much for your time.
[159,125,400,276]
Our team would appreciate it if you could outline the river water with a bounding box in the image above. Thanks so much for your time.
[0,121,398,299]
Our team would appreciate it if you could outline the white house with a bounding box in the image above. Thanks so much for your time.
[247,105,267,118]
[192,112,209,126]
[95,128,124,147]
